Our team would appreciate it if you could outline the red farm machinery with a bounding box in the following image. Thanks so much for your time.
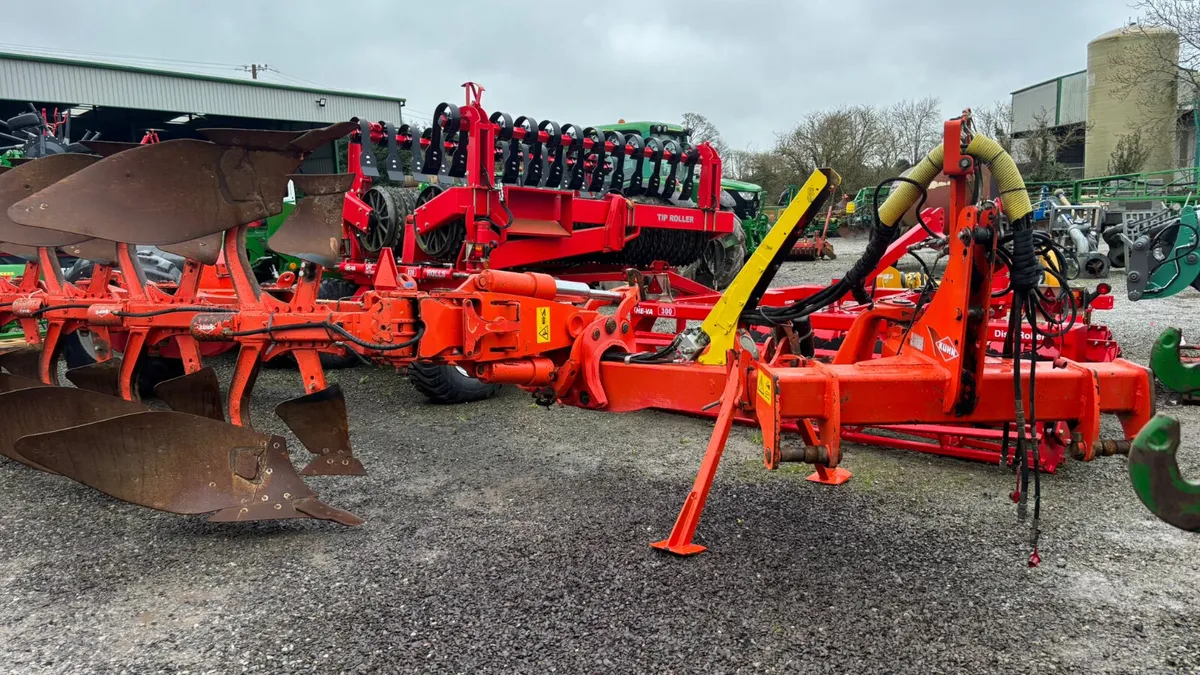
[0,108,1159,564]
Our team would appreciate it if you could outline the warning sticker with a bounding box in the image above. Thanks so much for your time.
[536,307,551,343]
[757,370,773,404]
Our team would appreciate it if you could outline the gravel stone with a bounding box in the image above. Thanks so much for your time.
[2,238,1200,673]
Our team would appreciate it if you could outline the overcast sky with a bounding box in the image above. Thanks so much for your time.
[6,0,1142,150]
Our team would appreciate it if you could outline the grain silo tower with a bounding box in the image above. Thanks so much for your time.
[1085,25,1179,177]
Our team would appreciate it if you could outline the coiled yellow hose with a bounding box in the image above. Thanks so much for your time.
[876,135,1032,226]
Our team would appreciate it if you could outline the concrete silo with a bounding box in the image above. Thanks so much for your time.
[1085,25,1179,178]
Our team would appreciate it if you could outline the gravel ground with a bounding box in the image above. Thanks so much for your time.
[3,239,1200,674]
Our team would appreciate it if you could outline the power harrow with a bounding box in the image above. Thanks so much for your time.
[0,114,1157,564]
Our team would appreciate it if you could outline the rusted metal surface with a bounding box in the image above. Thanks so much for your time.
[199,121,357,153]
[267,174,355,268]
[60,238,119,265]
[0,385,145,472]
[15,410,362,525]
[7,140,302,246]
[0,153,100,247]
[0,372,49,393]
[0,347,43,380]
[81,140,141,157]
[275,384,365,476]
[64,358,124,398]
[0,242,39,260]
[154,367,225,421]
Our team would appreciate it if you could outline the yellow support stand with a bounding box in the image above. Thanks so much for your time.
[698,169,840,365]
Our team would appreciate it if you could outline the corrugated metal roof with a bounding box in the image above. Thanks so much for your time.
[0,51,405,125]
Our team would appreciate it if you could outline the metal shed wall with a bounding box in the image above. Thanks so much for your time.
[1012,81,1058,133]
[0,53,404,124]
[1058,71,1088,126]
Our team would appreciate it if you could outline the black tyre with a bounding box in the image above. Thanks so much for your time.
[1083,252,1110,279]
[62,251,185,398]
[317,277,362,369]
[409,362,500,404]
[679,218,747,290]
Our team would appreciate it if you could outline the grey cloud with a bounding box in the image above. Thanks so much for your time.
[22,0,1137,149]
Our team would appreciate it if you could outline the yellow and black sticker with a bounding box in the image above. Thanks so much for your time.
[757,370,773,404]
[536,306,551,343]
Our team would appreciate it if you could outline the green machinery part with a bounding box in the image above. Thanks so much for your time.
[1129,414,1200,532]
[1150,327,1200,397]
[0,262,26,344]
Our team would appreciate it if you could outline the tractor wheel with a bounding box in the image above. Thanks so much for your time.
[317,278,362,369]
[61,252,185,398]
[414,185,466,261]
[360,184,417,254]
[679,217,747,290]
[408,363,500,404]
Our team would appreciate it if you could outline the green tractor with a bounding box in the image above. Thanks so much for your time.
[0,261,25,346]
[595,121,752,288]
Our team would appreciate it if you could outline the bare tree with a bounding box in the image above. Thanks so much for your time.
[773,105,892,193]
[973,101,1014,151]
[1109,129,1153,174]
[887,97,943,166]
[1017,112,1087,182]
[680,112,729,158]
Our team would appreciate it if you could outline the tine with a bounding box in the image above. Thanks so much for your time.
[155,367,225,421]
[64,358,124,398]
[274,384,365,476]
[0,153,101,247]
[0,386,146,472]
[0,372,49,393]
[7,140,301,247]
[267,174,355,268]
[0,346,43,380]
[15,411,362,526]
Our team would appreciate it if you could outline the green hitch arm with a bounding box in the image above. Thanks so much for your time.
[1129,415,1200,532]
[1150,327,1200,396]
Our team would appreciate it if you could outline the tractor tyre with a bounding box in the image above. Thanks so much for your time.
[679,217,747,290]
[317,278,362,370]
[61,251,186,398]
[408,363,501,404]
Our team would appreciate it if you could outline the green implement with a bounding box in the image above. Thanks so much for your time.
[1129,415,1200,533]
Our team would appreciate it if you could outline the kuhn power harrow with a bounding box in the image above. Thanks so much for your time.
[0,114,1156,563]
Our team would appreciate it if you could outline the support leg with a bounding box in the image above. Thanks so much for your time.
[651,362,743,556]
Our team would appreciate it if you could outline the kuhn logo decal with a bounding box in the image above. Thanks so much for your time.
[927,327,959,362]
